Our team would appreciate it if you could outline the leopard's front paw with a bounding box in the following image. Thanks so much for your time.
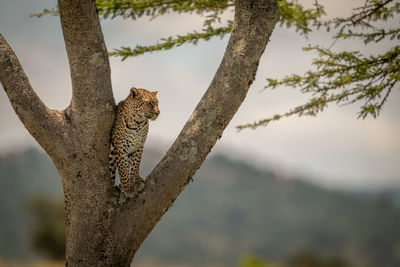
[122,179,145,198]
[136,179,145,192]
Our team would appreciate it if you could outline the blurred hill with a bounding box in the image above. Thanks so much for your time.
[0,149,62,260]
[0,148,399,267]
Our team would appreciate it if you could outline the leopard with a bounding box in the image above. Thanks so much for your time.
[109,87,159,198]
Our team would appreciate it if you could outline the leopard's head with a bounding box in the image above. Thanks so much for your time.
[129,87,160,120]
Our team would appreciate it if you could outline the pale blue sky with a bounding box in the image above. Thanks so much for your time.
[0,0,399,189]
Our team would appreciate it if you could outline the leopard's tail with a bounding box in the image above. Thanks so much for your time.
[109,143,117,185]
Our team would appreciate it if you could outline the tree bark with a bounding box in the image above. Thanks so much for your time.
[56,0,116,265]
[0,0,279,266]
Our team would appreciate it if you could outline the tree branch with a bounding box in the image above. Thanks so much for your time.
[105,0,280,261]
[58,0,115,122]
[57,0,115,161]
[55,4,118,261]
[0,34,67,158]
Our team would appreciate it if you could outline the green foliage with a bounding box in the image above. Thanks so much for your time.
[287,250,349,267]
[277,0,325,35]
[32,1,323,58]
[241,255,283,267]
[96,0,234,19]
[29,8,58,18]
[238,44,399,129]
[32,0,398,126]
[238,0,399,129]
[240,252,349,267]
[109,24,232,60]
[99,0,234,59]
[105,0,323,58]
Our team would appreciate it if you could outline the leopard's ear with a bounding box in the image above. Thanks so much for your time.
[130,87,139,98]
[152,91,158,96]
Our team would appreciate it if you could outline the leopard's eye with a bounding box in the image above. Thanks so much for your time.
[148,102,153,108]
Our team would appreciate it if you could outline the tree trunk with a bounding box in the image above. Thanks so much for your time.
[0,0,279,266]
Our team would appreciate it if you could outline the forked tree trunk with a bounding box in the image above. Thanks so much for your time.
[0,0,279,265]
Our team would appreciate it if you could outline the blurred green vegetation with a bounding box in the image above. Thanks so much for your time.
[28,197,65,260]
[0,259,63,267]
[241,255,283,267]
[286,250,348,267]
[0,149,62,260]
[241,252,349,267]
[1,149,400,267]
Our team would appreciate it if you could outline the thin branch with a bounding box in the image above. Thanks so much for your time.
[110,25,232,59]
[0,34,67,158]
[97,0,234,19]
[348,0,393,26]
[238,43,399,130]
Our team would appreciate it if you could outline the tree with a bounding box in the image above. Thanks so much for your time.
[0,0,279,265]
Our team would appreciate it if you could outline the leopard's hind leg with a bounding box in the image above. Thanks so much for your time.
[128,148,145,193]
[116,148,145,198]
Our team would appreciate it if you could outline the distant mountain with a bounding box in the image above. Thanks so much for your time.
[0,149,399,267]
